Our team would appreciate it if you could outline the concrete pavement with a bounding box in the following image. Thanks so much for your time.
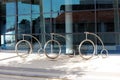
[0,51,120,80]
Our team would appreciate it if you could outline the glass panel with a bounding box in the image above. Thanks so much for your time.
[96,0,114,32]
[6,16,16,49]
[31,13,47,34]
[18,1,31,15]
[31,3,39,14]
[31,14,40,34]
[17,15,31,42]
[77,0,95,32]
[44,13,51,33]
[0,0,16,49]
[0,0,16,16]
[31,2,45,34]
[52,0,65,12]
[6,1,16,16]
[1,16,16,49]
[6,16,16,31]
[113,0,120,50]
[1,34,15,49]
[26,0,52,13]
[96,0,115,45]
[42,0,51,13]
[118,0,120,48]
[18,15,31,34]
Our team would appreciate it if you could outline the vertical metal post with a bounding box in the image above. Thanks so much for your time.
[65,0,73,54]
[94,0,98,54]
[15,0,18,43]
[30,0,32,34]
[114,0,120,45]
[30,0,33,45]
[39,0,46,46]
[50,0,52,33]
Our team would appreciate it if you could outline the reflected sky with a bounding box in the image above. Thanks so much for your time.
[6,0,80,15]
[5,0,80,30]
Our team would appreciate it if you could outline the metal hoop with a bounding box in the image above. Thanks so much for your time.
[15,40,32,58]
[44,40,61,59]
[79,39,96,60]
[100,48,108,58]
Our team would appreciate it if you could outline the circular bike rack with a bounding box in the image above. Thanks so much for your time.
[15,40,32,58]
[100,48,108,58]
[79,39,96,60]
[44,40,61,59]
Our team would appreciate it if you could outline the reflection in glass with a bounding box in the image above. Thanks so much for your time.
[18,15,31,34]
[6,2,16,16]
[18,2,31,15]
[0,0,120,53]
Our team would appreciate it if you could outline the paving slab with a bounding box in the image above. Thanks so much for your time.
[0,51,120,80]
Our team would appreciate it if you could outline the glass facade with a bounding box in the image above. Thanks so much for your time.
[0,0,120,53]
